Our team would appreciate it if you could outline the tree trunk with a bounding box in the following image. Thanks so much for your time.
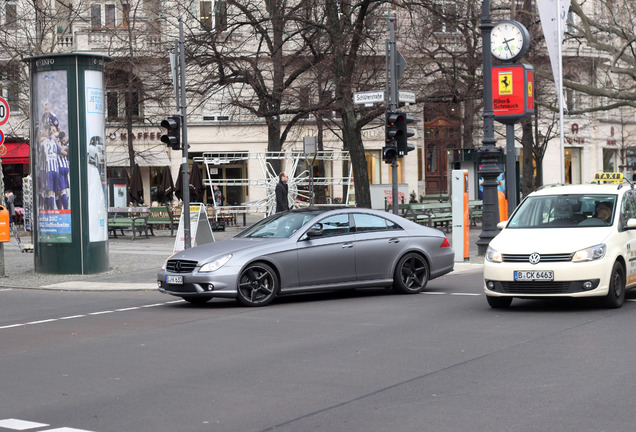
[521,117,534,196]
[341,107,370,208]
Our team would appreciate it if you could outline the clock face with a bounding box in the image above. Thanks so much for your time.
[491,21,529,61]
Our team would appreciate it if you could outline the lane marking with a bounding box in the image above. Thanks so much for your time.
[0,288,13,292]
[0,300,185,331]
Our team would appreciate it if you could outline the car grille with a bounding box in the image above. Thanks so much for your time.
[166,259,198,273]
[502,253,573,263]
[489,279,599,295]
[499,281,573,294]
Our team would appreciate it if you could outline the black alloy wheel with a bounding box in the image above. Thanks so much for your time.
[393,252,429,294]
[237,262,279,307]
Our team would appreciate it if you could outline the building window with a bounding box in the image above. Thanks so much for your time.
[431,0,458,33]
[92,3,118,29]
[106,90,140,120]
[5,2,17,28]
[0,62,20,112]
[91,5,101,29]
[200,0,212,30]
[105,4,116,27]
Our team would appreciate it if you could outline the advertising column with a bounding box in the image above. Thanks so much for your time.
[28,54,110,274]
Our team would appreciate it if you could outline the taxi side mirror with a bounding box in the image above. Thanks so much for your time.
[497,221,507,230]
[626,218,636,229]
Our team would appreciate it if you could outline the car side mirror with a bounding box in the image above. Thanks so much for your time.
[305,223,323,238]
[626,218,636,229]
[497,221,507,230]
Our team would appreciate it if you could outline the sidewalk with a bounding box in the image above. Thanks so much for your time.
[0,216,484,291]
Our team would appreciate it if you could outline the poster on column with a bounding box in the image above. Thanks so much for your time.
[34,70,72,243]
[85,70,108,242]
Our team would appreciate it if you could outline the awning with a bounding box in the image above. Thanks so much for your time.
[1,142,29,164]
[106,150,171,167]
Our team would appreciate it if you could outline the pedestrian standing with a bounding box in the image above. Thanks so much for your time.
[5,190,15,225]
[213,185,223,206]
[275,172,289,213]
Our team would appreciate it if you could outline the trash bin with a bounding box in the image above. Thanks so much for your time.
[0,205,10,242]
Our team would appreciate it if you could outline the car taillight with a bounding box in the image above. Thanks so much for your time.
[440,237,451,248]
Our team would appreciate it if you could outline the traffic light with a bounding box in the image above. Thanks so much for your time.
[396,113,415,156]
[382,145,398,164]
[386,111,415,157]
[385,112,401,146]
[161,115,181,150]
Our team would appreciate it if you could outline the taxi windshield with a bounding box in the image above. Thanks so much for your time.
[507,194,617,228]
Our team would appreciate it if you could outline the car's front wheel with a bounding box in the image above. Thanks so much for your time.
[237,262,279,307]
[603,261,625,309]
[393,252,429,294]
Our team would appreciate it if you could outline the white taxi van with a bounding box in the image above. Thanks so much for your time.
[484,173,636,309]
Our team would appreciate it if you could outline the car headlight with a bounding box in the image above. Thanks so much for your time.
[486,246,502,263]
[199,254,233,273]
[572,244,606,262]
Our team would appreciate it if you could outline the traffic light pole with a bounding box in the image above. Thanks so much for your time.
[178,17,191,249]
[388,15,399,215]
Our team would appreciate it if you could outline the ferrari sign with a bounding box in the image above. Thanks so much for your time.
[492,64,534,125]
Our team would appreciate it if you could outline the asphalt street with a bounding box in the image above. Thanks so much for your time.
[2,266,636,432]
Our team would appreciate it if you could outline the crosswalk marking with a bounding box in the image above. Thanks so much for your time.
[0,419,95,432]
[0,418,49,429]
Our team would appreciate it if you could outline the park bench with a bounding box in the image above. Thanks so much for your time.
[147,206,177,235]
[108,207,150,240]
[405,202,453,232]
[469,200,483,227]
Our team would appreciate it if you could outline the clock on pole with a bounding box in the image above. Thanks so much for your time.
[491,20,530,62]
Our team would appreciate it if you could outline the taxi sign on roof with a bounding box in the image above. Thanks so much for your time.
[594,172,623,182]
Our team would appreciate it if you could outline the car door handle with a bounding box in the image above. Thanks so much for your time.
[389,238,400,244]
[342,243,353,248]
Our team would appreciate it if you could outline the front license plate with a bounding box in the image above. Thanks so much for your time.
[166,275,183,285]
[514,270,554,281]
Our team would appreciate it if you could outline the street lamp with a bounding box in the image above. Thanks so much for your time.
[476,0,503,255]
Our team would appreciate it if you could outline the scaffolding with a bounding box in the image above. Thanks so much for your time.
[193,151,354,217]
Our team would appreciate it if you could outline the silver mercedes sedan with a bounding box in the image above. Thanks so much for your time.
[157,207,454,307]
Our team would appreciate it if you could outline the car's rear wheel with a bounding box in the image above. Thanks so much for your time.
[237,262,279,307]
[393,252,429,294]
[182,295,213,305]
[603,261,625,309]
[486,295,512,309]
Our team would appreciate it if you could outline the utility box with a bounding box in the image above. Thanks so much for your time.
[0,206,9,242]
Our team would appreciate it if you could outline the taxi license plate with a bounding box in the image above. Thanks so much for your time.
[166,275,183,285]
[514,270,554,281]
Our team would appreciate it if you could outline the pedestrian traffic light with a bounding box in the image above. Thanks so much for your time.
[161,115,181,150]
[382,145,398,164]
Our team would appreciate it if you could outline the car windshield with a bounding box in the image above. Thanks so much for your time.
[507,194,617,228]
[235,210,325,238]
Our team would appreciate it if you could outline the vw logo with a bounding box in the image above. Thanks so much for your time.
[174,261,182,272]
[528,253,541,265]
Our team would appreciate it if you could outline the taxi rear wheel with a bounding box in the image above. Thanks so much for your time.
[603,262,625,309]
[487,295,512,309]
